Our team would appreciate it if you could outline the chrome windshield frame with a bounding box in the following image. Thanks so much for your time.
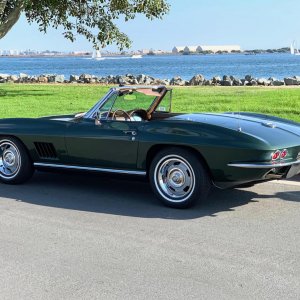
[83,85,169,120]
[84,88,117,119]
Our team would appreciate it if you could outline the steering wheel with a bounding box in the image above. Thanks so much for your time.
[112,109,131,121]
[129,109,149,120]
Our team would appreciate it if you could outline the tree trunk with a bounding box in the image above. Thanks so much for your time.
[0,1,24,39]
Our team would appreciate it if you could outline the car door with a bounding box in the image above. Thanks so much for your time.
[65,117,142,170]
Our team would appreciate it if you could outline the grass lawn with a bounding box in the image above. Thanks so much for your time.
[0,84,299,122]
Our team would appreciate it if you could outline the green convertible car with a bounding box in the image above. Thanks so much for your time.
[0,85,299,208]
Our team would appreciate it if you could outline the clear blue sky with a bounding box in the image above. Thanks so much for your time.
[1,0,300,51]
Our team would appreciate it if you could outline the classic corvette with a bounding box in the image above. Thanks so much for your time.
[0,85,299,208]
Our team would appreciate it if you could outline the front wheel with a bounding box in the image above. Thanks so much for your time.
[0,137,34,184]
[149,148,211,208]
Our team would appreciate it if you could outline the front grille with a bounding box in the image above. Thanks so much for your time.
[34,142,58,159]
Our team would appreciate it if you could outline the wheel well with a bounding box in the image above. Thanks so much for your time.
[0,135,33,161]
[146,144,212,177]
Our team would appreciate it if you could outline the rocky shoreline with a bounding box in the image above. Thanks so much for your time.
[0,73,300,86]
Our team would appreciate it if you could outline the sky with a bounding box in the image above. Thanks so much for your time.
[1,0,300,52]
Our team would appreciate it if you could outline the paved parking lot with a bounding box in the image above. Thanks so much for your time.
[0,172,299,300]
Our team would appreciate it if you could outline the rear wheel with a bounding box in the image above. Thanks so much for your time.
[0,137,34,184]
[149,148,211,208]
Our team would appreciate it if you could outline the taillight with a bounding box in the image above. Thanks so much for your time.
[272,150,281,160]
[280,149,288,159]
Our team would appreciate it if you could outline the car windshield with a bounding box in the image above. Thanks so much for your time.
[96,89,162,121]
[112,90,157,111]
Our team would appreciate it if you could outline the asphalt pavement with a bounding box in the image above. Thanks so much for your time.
[0,172,299,300]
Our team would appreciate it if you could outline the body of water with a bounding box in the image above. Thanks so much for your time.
[0,53,300,80]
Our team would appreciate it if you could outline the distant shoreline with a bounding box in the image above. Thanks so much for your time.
[0,50,291,59]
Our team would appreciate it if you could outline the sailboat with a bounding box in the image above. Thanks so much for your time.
[290,41,300,56]
[92,50,105,60]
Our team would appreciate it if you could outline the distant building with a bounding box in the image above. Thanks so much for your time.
[140,49,150,54]
[183,46,198,54]
[197,45,241,53]
[173,44,242,54]
[172,46,185,53]
[152,49,165,54]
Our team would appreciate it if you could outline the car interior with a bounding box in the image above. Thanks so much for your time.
[96,87,178,122]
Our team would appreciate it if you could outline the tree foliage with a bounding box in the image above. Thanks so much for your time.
[0,0,170,49]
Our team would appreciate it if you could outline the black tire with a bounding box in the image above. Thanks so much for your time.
[149,147,211,208]
[0,137,34,184]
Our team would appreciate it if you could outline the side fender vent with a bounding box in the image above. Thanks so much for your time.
[34,142,58,159]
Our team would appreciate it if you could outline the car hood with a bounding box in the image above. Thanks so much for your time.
[38,114,77,121]
[169,112,300,147]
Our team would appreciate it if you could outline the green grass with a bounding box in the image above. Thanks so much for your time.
[0,84,300,122]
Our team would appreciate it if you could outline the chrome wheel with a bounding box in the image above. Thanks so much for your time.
[154,155,195,203]
[0,140,21,179]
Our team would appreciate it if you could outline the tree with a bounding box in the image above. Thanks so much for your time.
[0,0,170,49]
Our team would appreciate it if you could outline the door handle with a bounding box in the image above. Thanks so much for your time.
[123,130,137,136]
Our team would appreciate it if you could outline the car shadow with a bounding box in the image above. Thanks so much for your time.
[0,171,297,220]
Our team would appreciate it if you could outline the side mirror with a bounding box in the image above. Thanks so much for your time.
[95,119,102,126]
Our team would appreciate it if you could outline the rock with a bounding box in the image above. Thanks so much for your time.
[257,78,270,86]
[293,75,300,81]
[170,76,188,86]
[125,74,135,79]
[233,79,242,86]
[97,77,106,83]
[37,76,48,83]
[153,78,169,85]
[9,75,18,82]
[48,75,64,83]
[79,73,93,83]
[245,75,253,81]
[117,75,128,85]
[250,79,258,86]
[221,79,233,86]
[272,80,285,86]
[223,75,231,81]
[136,74,146,84]
[293,76,300,84]
[189,74,205,86]
[19,73,28,79]
[70,75,79,82]
[284,77,298,85]
[0,74,10,79]
[268,77,276,82]
[204,80,212,86]
[30,76,38,83]
[80,73,92,80]
[105,75,117,84]
[144,76,153,85]
[212,76,221,84]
